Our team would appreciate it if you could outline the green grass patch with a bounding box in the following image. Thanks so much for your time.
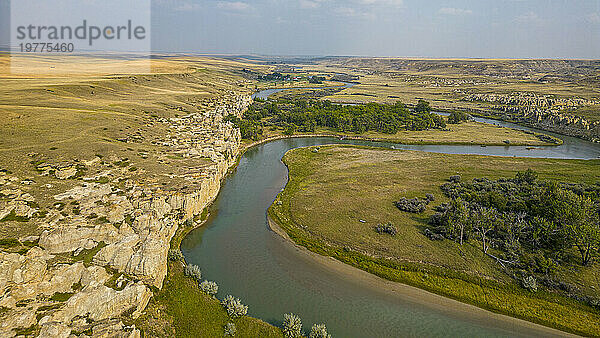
[0,238,20,248]
[94,216,109,225]
[1,210,30,222]
[95,177,110,184]
[73,242,107,267]
[136,261,283,338]
[50,292,74,302]
[14,325,39,336]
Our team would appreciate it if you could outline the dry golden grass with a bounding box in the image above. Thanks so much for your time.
[0,54,266,238]
[0,54,284,336]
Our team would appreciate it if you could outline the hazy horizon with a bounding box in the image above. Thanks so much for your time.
[1,0,599,59]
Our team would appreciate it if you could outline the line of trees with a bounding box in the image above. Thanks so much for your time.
[226,98,448,140]
[309,76,326,84]
[447,111,471,124]
[258,72,292,81]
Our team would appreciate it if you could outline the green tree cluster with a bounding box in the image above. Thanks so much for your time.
[429,170,600,267]
[232,98,447,139]
[447,111,471,124]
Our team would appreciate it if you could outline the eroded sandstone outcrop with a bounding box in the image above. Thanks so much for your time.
[0,94,252,337]
[460,91,600,143]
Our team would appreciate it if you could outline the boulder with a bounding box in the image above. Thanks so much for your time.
[45,282,151,324]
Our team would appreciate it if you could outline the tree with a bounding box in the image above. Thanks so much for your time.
[431,114,447,129]
[516,169,538,184]
[221,295,248,318]
[528,216,557,249]
[500,212,526,260]
[184,263,202,282]
[448,198,470,245]
[414,99,431,114]
[447,111,470,124]
[309,76,326,84]
[224,322,237,336]
[200,280,218,296]
[560,192,600,265]
[309,324,331,338]
[470,206,499,253]
[283,313,302,338]
[283,123,297,136]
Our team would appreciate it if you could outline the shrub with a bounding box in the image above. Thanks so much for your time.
[428,212,446,228]
[200,280,218,296]
[374,222,397,236]
[282,313,302,338]
[425,193,435,202]
[449,175,461,183]
[168,249,184,262]
[424,228,444,241]
[309,324,331,338]
[184,263,202,282]
[447,111,471,124]
[224,322,237,336]
[522,275,538,292]
[221,295,248,318]
[394,197,428,213]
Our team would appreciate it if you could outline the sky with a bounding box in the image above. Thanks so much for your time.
[2,0,600,58]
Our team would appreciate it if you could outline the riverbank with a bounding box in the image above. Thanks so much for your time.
[135,209,283,337]
[240,123,560,155]
[266,216,577,337]
[269,145,600,336]
[264,80,596,145]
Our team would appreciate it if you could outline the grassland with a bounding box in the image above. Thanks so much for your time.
[2,54,597,335]
[269,145,600,336]
[0,54,266,241]
[0,54,283,336]
[294,58,600,122]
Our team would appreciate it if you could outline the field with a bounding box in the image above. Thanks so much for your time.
[287,58,600,122]
[1,54,598,336]
[0,54,284,336]
[269,145,600,336]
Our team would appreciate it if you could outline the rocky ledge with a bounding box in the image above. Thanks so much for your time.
[0,94,252,337]
[460,92,600,143]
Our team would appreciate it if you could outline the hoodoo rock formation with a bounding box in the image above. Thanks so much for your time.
[0,94,252,337]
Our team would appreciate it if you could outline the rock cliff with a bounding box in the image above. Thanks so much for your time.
[0,94,253,337]
[460,92,600,143]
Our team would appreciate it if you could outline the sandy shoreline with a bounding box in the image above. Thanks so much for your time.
[266,216,577,337]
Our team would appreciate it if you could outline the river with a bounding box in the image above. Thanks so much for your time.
[251,82,356,101]
[181,86,599,337]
